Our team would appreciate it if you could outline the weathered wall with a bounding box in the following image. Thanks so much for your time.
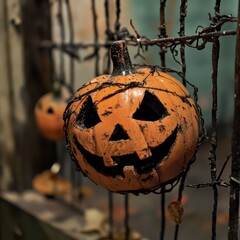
[0,0,57,191]
[0,0,25,190]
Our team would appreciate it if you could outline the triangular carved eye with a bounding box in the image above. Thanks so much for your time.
[77,96,101,128]
[110,124,130,141]
[133,91,168,121]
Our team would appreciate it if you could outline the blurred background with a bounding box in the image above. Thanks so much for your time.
[0,0,238,239]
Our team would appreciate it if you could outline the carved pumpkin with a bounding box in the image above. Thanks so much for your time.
[64,41,199,193]
[34,92,67,141]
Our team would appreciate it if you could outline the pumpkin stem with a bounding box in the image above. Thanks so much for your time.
[52,81,61,98]
[111,41,135,76]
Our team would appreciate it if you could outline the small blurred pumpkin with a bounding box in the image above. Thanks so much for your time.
[32,169,72,197]
[34,84,69,141]
[32,163,93,200]
[64,41,200,193]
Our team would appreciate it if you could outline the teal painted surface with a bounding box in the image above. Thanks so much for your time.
[129,0,238,127]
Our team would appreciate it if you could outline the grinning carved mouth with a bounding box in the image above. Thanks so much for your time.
[73,126,178,178]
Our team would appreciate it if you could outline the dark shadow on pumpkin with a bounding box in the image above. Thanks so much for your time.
[73,126,178,178]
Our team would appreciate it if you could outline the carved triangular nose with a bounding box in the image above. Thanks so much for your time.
[109,124,130,141]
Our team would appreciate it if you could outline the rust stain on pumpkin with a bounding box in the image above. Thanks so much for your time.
[101,110,112,116]
[103,133,109,139]
[159,125,166,132]
[139,124,147,131]
[115,103,121,108]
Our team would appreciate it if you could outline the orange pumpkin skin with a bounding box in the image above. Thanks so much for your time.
[64,41,199,193]
[34,92,66,141]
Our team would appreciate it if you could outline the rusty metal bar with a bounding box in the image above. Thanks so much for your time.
[108,191,114,239]
[160,189,166,240]
[125,193,130,240]
[209,38,220,240]
[228,1,240,239]
[209,2,221,239]
[173,1,189,239]
[179,0,187,86]
[103,0,111,74]
[91,0,99,76]
[40,30,237,50]
[65,0,75,89]
[159,1,167,239]
[115,0,121,34]
[159,0,167,67]
[57,0,66,83]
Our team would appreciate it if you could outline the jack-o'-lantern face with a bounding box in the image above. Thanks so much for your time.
[64,41,199,193]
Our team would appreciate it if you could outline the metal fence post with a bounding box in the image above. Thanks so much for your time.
[228,1,240,239]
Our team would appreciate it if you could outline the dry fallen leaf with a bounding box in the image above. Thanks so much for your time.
[81,208,108,236]
[168,201,184,224]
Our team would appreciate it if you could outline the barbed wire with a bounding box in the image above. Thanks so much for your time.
[40,14,237,57]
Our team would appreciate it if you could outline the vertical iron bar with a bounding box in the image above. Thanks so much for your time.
[115,0,121,36]
[91,0,99,76]
[209,2,221,239]
[214,0,221,15]
[159,1,167,238]
[228,1,240,239]
[108,191,114,239]
[65,0,75,89]
[160,189,166,240]
[159,0,167,68]
[173,2,188,236]
[104,0,111,74]
[105,0,111,33]
[179,0,187,86]
[209,33,220,240]
[174,225,180,240]
[173,2,188,237]
[125,193,130,240]
[173,169,188,240]
[65,0,81,193]
[57,0,65,83]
